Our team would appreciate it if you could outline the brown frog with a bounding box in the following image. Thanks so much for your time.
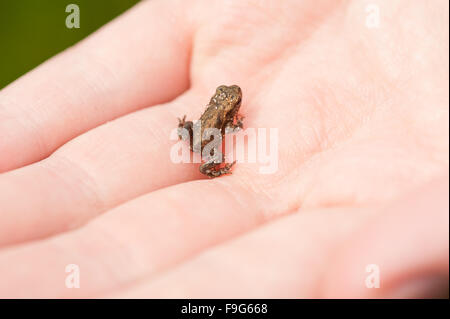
[177,85,244,178]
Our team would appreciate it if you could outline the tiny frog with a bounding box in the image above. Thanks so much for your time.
[177,85,244,178]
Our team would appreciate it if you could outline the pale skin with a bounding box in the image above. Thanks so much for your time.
[0,0,448,298]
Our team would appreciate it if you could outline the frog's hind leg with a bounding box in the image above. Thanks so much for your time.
[200,158,236,178]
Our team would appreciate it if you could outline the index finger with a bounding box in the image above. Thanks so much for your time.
[0,0,193,172]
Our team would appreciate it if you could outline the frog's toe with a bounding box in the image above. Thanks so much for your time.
[178,115,186,127]
[208,162,236,178]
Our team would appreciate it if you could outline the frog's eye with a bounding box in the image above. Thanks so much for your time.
[216,85,227,92]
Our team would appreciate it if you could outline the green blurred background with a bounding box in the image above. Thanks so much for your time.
[0,0,140,89]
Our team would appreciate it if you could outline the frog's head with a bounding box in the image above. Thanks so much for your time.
[211,85,242,112]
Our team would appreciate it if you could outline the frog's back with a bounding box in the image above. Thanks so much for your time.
[200,104,224,131]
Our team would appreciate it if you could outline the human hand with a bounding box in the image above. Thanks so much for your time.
[0,0,448,298]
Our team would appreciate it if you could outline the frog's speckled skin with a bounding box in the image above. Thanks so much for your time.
[177,85,244,178]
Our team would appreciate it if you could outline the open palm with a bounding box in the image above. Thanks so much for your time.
[0,0,448,298]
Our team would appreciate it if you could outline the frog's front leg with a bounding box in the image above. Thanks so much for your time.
[225,114,245,133]
[177,115,194,148]
[199,153,236,178]
[177,115,193,138]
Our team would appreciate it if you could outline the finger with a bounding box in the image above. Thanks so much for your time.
[108,205,371,298]
[0,177,278,298]
[0,0,193,172]
[0,91,204,246]
[324,175,449,298]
